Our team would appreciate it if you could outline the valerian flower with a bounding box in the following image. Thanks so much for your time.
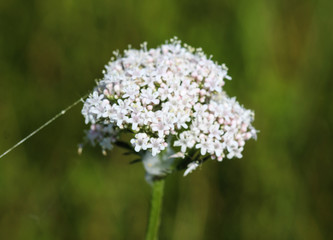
[81,37,257,180]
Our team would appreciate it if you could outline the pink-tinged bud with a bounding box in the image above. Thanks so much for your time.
[107,83,113,91]
[218,118,224,124]
[238,140,245,147]
[147,105,153,110]
[241,123,248,132]
[147,56,153,63]
[217,156,223,162]
[114,84,120,93]
[235,133,241,140]
[103,89,110,96]
[245,132,252,140]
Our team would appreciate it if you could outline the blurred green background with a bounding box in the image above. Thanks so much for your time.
[1,0,332,239]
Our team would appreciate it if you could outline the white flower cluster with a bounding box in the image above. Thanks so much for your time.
[81,38,256,175]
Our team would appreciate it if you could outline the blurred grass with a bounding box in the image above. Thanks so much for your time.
[1,0,333,239]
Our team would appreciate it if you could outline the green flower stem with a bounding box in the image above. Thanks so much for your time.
[145,179,165,240]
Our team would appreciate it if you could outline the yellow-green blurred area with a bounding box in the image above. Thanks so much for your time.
[0,0,332,239]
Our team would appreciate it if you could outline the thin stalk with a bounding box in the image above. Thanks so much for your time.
[145,179,165,240]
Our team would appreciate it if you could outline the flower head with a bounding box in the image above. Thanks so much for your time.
[81,37,257,178]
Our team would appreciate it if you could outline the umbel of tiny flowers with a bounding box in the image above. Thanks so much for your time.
[80,37,257,240]
[81,37,257,180]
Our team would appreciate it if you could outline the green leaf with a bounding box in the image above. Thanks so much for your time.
[123,151,141,156]
[129,158,142,164]
[114,141,134,151]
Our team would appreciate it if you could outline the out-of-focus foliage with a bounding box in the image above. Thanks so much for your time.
[0,0,332,239]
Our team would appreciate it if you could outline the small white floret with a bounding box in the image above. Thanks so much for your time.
[184,162,200,176]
